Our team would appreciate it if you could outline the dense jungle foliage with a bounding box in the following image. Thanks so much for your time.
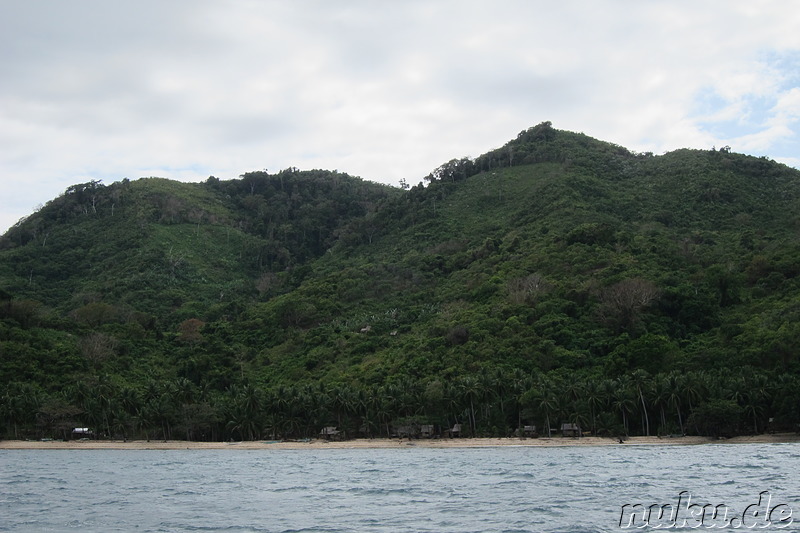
[2,122,800,441]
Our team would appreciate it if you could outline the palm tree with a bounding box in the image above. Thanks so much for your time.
[327,383,358,438]
[531,377,558,437]
[458,376,482,436]
[726,374,747,406]
[630,370,652,436]
[584,379,604,436]
[398,377,422,418]
[224,384,263,441]
[508,369,532,434]
[141,396,171,440]
[742,373,771,434]
[0,389,10,438]
[86,374,125,439]
[133,405,155,441]
[292,384,317,438]
[479,371,501,433]
[442,380,464,433]
[663,372,686,435]
[226,409,257,441]
[611,378,636,436]
[2,383,40,439]
[262,387,281,439]
[375,385,395,438]
[172,377,197,438]
[652,377,669,434]
[563,377,582,404]
[770,373,799,430]
[490,368,509,424]
[358,385,384,438]
[351,388,374,438]
[118,386,141,421]
[421,380,445,426]
[682,371,705,413]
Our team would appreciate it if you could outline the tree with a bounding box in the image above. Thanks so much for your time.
[611,378,636,436]
[630,370,652,436]
[457,376,483,436]
[584,379,604,436]
[662,372,686,435]
[611,334,677,376]
[177,319,205,345]
[37,396,83,440]
[507,273,549,305]
[71,302,118,327]
[78,332,118,368]
[225,384,264,441]
[688,399,742,438]
[598,278,659,332]
[520,377,558,437]
[2,383,41,439]
[741,373,770,434]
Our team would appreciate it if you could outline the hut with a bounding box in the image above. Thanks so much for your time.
[71,428,93,439]
[560,423,582,437]
[319,426,340,440]
[444,423,462,438]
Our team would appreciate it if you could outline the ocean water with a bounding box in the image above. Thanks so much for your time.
[1,443,799,532]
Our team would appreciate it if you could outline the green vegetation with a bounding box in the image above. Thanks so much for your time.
[2,123,800,441]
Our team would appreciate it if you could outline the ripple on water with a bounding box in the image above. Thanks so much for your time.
[2,444,799,532]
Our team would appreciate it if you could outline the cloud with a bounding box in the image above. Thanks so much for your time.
[1,1,799,233]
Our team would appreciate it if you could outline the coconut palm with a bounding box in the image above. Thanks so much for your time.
[458,376,483,436]
[611,378,636,436]
[682,371,705,413]
[583,379,604,436]
[663,372,686,435]
[652,377,669,434]
[630,370,652,436]
[375,385,395,438]
[742,373,771,434]
[2,383,40,439]
[490,368,510,423]
[532,377,559,437]
[508,369,533,433]
[225,384,263,440]
[327,383,358,438]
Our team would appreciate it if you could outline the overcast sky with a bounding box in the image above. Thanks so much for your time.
[2,1,799,233]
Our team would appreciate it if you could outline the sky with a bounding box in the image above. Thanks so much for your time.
[2,1,799,234]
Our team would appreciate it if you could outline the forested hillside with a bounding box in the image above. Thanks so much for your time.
[2,122,799,441]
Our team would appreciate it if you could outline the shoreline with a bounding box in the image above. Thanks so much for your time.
[2,433,799,450]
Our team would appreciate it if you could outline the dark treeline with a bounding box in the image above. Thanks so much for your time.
[3,368,797,441]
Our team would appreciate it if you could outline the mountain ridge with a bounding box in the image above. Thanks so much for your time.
[2,122,800,441]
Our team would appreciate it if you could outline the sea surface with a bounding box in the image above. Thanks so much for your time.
[1,443,799,532]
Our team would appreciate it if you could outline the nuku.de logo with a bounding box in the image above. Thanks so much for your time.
[619,490,793,529]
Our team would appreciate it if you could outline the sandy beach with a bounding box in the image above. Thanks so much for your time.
[2,433,798,450]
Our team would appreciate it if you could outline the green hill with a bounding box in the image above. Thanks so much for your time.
[2,122,800,441]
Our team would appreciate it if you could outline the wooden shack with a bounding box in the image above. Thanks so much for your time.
[444,423,462,438]
[319,426,340,440]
